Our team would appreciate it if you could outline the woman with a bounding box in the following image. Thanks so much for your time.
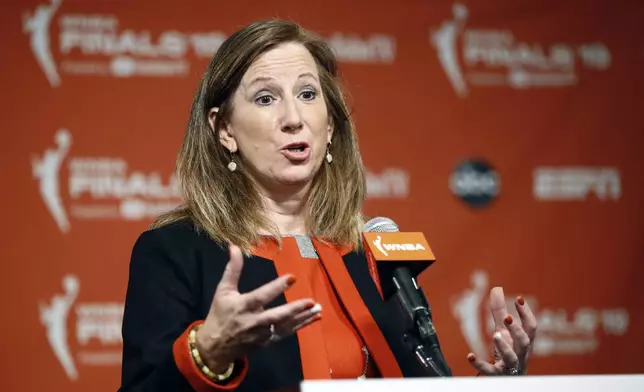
[119,19,537,391]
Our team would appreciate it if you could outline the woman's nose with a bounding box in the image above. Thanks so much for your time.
[280,97,303,133]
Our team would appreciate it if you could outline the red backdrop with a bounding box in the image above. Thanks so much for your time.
[1,0,643,390]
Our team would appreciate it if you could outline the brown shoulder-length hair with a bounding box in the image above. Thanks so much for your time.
[153,19,366,254]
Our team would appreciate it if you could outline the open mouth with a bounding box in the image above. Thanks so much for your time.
[281,142,311,161]
[283,142,309,152]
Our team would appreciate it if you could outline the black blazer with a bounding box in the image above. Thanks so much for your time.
[118,221,430,392]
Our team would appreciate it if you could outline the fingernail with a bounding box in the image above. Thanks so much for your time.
[310,303,322,315]
[305,302,315,310]
[504,315,513,326]
[493,332,503,341]
[467,353,476,362]
[286,275,297,286]
[311,314,322,322]
[517,296,525,306]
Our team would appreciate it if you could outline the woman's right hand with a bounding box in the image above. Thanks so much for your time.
[195,244,321,372]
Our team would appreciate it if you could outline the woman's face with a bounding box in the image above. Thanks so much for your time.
[212,42,333,192]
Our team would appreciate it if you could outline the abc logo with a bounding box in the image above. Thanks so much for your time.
[449,158,500,208]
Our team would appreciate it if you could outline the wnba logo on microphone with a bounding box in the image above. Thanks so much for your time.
[364,232,434,261]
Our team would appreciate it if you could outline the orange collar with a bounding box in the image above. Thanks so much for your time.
[250,236,352,260]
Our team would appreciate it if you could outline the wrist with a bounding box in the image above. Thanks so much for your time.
[194,323,234,373]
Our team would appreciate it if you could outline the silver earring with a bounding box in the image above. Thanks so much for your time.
[227,150,237,172]
[326,141,333,163]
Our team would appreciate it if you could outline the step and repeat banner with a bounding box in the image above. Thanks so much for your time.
[1,0,642,390]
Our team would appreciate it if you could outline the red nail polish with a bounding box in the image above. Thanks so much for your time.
[286,276,297,286]
[467,353,476,362]
[517,296,525,306]
[305,302,315,309]
[504,315,513,326]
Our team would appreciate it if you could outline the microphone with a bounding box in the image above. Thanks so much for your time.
[363,217,452,377]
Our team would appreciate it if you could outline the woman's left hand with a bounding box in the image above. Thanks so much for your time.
[467,287,537,376]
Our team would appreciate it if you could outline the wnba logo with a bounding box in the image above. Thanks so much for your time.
[372,235,427,257]
[364,232,434,261]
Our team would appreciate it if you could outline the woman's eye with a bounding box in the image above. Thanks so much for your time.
[255,95,275,106]
[300,90,317,101]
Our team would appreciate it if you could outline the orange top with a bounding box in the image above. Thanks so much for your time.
[274,237,376,379]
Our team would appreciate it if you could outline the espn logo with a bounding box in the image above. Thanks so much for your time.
[363,232,435,261]
[533,167,621,201]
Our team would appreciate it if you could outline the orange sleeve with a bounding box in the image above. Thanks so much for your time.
[172,320,248,391]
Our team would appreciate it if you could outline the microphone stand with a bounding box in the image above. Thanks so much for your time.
[403,332,448,377]
[412,287,452,377]
[393,272,452,377]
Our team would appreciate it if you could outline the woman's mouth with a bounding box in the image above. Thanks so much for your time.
[281,142,311,161]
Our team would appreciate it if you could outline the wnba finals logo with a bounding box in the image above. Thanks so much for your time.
[429,2,612,97]
[31,129,183,232]
[451,270,631,359]
[40,275,125,380]
[22,0,230,85]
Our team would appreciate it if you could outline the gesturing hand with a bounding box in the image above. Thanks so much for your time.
[195,244,322,372]
[467,287,537,376]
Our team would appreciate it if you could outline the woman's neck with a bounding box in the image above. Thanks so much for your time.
[258,184,310,235]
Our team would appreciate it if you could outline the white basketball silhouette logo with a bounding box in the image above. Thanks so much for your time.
[32,129,71,232]
[23,0,62,87]
[40,274,79,380]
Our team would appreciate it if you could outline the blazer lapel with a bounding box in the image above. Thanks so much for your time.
[253,237,331,380]
[340,251,429,377]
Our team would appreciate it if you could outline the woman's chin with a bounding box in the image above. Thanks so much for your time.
[274,169,316,188]
[275,176,311,188]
